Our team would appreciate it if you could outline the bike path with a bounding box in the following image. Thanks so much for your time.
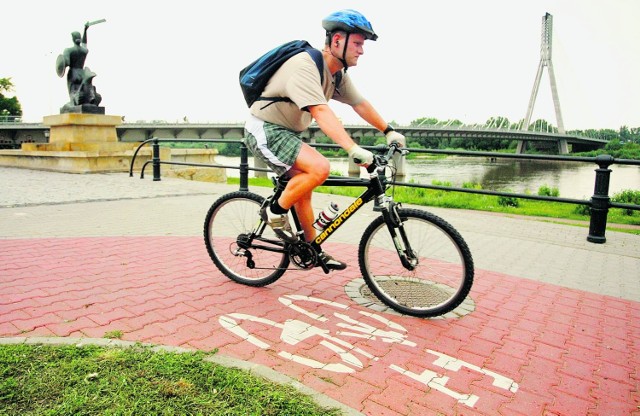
[1,167,639,415]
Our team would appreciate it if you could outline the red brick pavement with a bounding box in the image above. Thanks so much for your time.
[1,236,639,415]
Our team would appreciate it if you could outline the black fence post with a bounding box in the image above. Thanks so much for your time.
[239,141,249,191]
[152,138,161,182]
[587,154,614,244]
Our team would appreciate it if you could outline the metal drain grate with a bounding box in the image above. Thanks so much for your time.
[346,278,475,319]
[361,279,455,309]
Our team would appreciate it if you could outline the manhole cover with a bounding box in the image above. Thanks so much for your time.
[345,278,475,319]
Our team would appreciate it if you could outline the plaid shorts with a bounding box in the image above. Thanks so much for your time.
[244,115,302,176]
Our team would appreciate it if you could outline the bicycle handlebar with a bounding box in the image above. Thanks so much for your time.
[365,142,405,173]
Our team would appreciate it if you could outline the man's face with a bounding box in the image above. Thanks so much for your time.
[343,33,366,67]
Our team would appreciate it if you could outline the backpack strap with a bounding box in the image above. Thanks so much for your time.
[306,48,325,85]
[334,69,343,91]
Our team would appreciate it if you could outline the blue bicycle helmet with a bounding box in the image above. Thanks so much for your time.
[322,9,378,41]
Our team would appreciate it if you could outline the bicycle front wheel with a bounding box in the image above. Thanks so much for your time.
[359,208,474,317]
[204,191,289,286]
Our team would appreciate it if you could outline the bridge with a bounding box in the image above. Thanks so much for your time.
[0,121,607,154]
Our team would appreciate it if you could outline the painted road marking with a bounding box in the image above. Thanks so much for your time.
[219,294,518,407]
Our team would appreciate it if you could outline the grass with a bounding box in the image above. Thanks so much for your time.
[0,343,340,416]
[103,330,123,340]
[227,177,640,234]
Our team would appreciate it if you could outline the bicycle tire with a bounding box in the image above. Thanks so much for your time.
[204,191,289,286]
[358,208,474,317]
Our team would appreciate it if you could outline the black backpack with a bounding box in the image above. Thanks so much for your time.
[239,40,341,108]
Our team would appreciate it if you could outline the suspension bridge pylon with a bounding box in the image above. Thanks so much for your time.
[519,13,569,154]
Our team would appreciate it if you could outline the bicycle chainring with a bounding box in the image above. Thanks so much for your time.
[289,241,318,269]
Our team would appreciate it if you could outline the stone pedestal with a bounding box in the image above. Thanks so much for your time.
[0,113,144,173]
[44,113,121,144]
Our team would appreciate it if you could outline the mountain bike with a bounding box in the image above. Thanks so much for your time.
[203,143,474,317]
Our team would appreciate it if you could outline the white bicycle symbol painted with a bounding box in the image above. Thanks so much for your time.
[219,294,518,407]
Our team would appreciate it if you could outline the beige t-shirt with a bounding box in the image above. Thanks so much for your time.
[249,52,364,132]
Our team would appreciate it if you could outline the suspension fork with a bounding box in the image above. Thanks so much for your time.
[381,201,418,271]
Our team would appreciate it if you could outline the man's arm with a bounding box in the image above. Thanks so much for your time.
[308,104,357,150]
[352,99,389,133]
[308,104,374,165]
[353,99,406,146]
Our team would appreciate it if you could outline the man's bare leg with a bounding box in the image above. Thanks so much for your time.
[277,143,329,240]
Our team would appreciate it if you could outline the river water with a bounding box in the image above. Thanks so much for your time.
[216,156,639,200]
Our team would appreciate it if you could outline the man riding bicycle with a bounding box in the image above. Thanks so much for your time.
[244,9,406,270]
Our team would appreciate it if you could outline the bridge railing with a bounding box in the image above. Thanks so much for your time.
[0,115,22,123]
[129,138,639,244]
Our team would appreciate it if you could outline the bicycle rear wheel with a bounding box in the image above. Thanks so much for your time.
[358,208,474,317]
[204,191,289,286]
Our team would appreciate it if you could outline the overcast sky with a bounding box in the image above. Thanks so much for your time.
[3,0,639,130]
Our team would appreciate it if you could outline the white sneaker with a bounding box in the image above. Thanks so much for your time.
[317,251,347,271]
[260,205,295,241]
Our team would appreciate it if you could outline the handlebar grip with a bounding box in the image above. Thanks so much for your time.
[353,143,402,172]
[354,157,377,173]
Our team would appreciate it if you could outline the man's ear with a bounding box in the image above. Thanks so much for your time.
[332,32,344,46]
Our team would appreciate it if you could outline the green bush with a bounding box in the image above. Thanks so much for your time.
[612,189,640,216]
[538,184,560,197]
[497,192,520,207]
[462,182,483,189]
[573,204,591,216]
[573,141,640,159]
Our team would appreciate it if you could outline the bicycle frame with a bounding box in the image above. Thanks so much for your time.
[248,144,412,273]
[265,162,390,248]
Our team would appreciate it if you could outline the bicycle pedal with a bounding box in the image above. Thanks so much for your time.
[316,258,331,274]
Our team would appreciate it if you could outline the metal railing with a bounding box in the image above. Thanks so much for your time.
[129,138,640,244]
[0,115,22,123]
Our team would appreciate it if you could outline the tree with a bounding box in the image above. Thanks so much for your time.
[0,78,15,92]
[594,129,619,141]
[0,77,22,121]
[605,138,623,152]
[620,126,640,144]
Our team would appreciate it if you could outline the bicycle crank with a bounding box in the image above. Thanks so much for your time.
[289,241,318,269]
